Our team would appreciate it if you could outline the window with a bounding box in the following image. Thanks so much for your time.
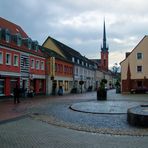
[137,53,143,60]
[104,59,106,66]
[10,79,17,94]
[77,59,80,64]
[6,53,11,65]
[41,61,44,70]
[82,61,84,66]
[31,59,35,69]
[137,81,142,87]
[76,67,78,75]
[72,57,75,62]
[64,81,68,91]
[13,55,18,66]
[17,35,22,46]
[23,58,27,67]
[36,60,40,69]
[0,79,4,96]
[137,66,142,72]
[64,66,67,73]
[55,63,57,72]
[0,51,3,64]
[6,30,10,43]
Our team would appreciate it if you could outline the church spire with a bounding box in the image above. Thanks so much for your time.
[103,20,106,43]
[100,19,109,71]
[101,19,108,51]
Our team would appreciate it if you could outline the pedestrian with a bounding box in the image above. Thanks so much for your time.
[13,83,20,104]
[58,86,63,96]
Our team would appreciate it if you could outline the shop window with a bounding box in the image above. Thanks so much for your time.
[137,81,142,87]
[64,81,68,91]
[0,51,3,64]
[58,80,63,87]
[10,79,17,95]
[0,79,4,96]
[39,80,44,92]
[13,55,19,66]
[55,63,57,72]
[6,53,11,65]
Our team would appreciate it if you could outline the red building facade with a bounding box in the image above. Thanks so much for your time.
[0,17,46,98]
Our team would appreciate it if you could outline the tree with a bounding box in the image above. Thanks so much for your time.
[112,63,120,74]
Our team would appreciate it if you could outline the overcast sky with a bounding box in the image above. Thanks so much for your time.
[1,0,148,68]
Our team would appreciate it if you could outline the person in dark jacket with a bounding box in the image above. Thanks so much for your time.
[13,83,20,104]
[58,86,63,96]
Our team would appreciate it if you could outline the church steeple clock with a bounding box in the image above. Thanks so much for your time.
[101,20,109,71]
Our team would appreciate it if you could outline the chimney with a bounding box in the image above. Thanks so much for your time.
[126,52,130,58]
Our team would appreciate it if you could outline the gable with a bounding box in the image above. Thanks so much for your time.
[43,37,65,58]
[121,36,148,80]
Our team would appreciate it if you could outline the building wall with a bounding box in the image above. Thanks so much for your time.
[0,47,20,73]
[101,51,108,71]
[46,58,73,95]
[121,36,148,93]
[55,59,73,78]
[121,36,148,80]
[43,38,65,57]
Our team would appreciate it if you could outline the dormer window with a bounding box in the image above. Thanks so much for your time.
[28,38,32,49]
[72,57,75,62]
[0,28,2,40]
[6,29,10,43]
[32,41,38,51]
[22,38,32,49]
[16,34,22,46]
[77,59,80,64]
[82,61,84,66]
[0,51,3,64]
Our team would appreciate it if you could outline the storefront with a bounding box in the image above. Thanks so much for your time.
[0,74,20,98]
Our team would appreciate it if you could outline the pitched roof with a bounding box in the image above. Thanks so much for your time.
[0,17,28,38]
[90,59,101,64]
[49,36,84,60]
[120,35,147,64]
[40,46,73,63]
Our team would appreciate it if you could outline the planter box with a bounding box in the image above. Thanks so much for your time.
[97,89,107,100]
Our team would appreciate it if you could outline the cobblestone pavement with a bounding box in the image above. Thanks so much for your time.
[0,117,148,148]
[0,90,148,147]
[27,90,148,136]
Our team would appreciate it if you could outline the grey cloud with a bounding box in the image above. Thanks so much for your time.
[1,0,148,66]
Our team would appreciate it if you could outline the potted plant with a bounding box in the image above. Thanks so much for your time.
[97,79,107,100]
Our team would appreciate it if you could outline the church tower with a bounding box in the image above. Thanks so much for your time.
[101,20,109,71]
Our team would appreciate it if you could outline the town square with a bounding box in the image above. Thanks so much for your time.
[0,0,148,147]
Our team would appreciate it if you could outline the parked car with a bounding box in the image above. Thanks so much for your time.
[130,87,148,94]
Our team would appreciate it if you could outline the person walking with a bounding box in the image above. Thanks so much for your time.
[13,83,20,104]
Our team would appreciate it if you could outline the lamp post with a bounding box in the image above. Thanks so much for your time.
[79,75,84,93]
